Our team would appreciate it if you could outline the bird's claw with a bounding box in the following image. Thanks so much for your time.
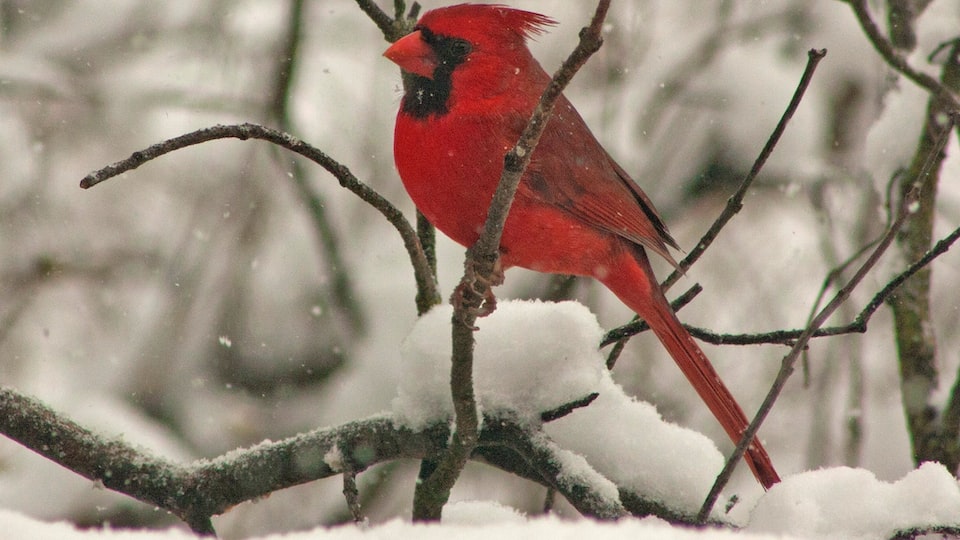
[451,257,504,327]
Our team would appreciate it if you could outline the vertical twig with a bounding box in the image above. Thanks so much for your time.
[416,210,441,314]
[342,471,365,524]
[411,0,613,521]
[542,486,557,514]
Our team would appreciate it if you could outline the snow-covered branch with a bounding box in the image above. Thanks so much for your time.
[0,383,716,535]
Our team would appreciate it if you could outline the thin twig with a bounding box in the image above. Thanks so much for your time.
[697,107,956,524]
[542,486,557,514]
[342,471,365,524]
[540,392,600,423]
[355,0,408,43]
[662,48,828,291]
[604,48,827,363]
[844,0,959,110]
[700,223,958,345]
[604,283,702,369]
[600,220,960,347]
[78,123,439,316]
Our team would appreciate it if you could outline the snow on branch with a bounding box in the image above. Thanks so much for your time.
[0,384,712,534]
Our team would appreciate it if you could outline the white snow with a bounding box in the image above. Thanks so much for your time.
[546,377,725,517]
[4,298,960,537]
[323,444,345,473]
[748,462,960,538]
[5,457,960,540]
[392,300,606,430]
[393,300,724,515]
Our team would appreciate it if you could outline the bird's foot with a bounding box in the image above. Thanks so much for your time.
[451,256,504,327]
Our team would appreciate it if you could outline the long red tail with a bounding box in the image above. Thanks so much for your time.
[602,246,780,490]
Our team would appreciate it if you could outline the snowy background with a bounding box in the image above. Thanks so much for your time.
[1,0,959,538]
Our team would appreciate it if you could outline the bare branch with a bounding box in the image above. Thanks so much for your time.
[887,41,960,468]
[479,415,627,520]
[342,471,364,524]
[662,48,828,291]
[355,0,399,42]
[604,48,827,365]
[698,104,956,524]
[2,386,701,530]
[0,387,213,534]
[78,122,439,317]
[416,210,442,314]
[355,0,416,43]
[603,220,960,349]
[540,392,600,423]
[843,0,960,110]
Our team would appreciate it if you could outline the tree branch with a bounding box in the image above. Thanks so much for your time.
[698,106,956,525]
[415,210,441,314]
[355,0,418,43]
[540,392,600,423]
[843,0,959,111]
[480,415,627,520]
[412,0,613,521]
[662,48,828,291]
[342,470,364,524]
[604,48,827,367]
[887,40,960,469]
[78,123,439,317]
[1,386,704,532]
[600,221,960,349]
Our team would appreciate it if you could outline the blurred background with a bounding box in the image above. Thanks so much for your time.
[0,0,958,537]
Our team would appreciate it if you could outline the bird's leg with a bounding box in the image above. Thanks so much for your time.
[452,254,504,325]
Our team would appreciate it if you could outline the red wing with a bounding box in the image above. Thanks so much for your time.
[519,94,680,267]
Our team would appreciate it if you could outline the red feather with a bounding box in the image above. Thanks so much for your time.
[385,3,780,490]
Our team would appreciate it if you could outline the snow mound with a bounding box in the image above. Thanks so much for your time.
[392,300,607,429]
[393,300,725,515]
[748,461,960,538]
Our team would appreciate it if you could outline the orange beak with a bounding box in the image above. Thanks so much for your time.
[383,30,437,79]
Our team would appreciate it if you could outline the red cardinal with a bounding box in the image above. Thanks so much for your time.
[384,4,779,489]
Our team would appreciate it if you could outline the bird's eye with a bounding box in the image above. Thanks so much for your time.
[448,40,471,58]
